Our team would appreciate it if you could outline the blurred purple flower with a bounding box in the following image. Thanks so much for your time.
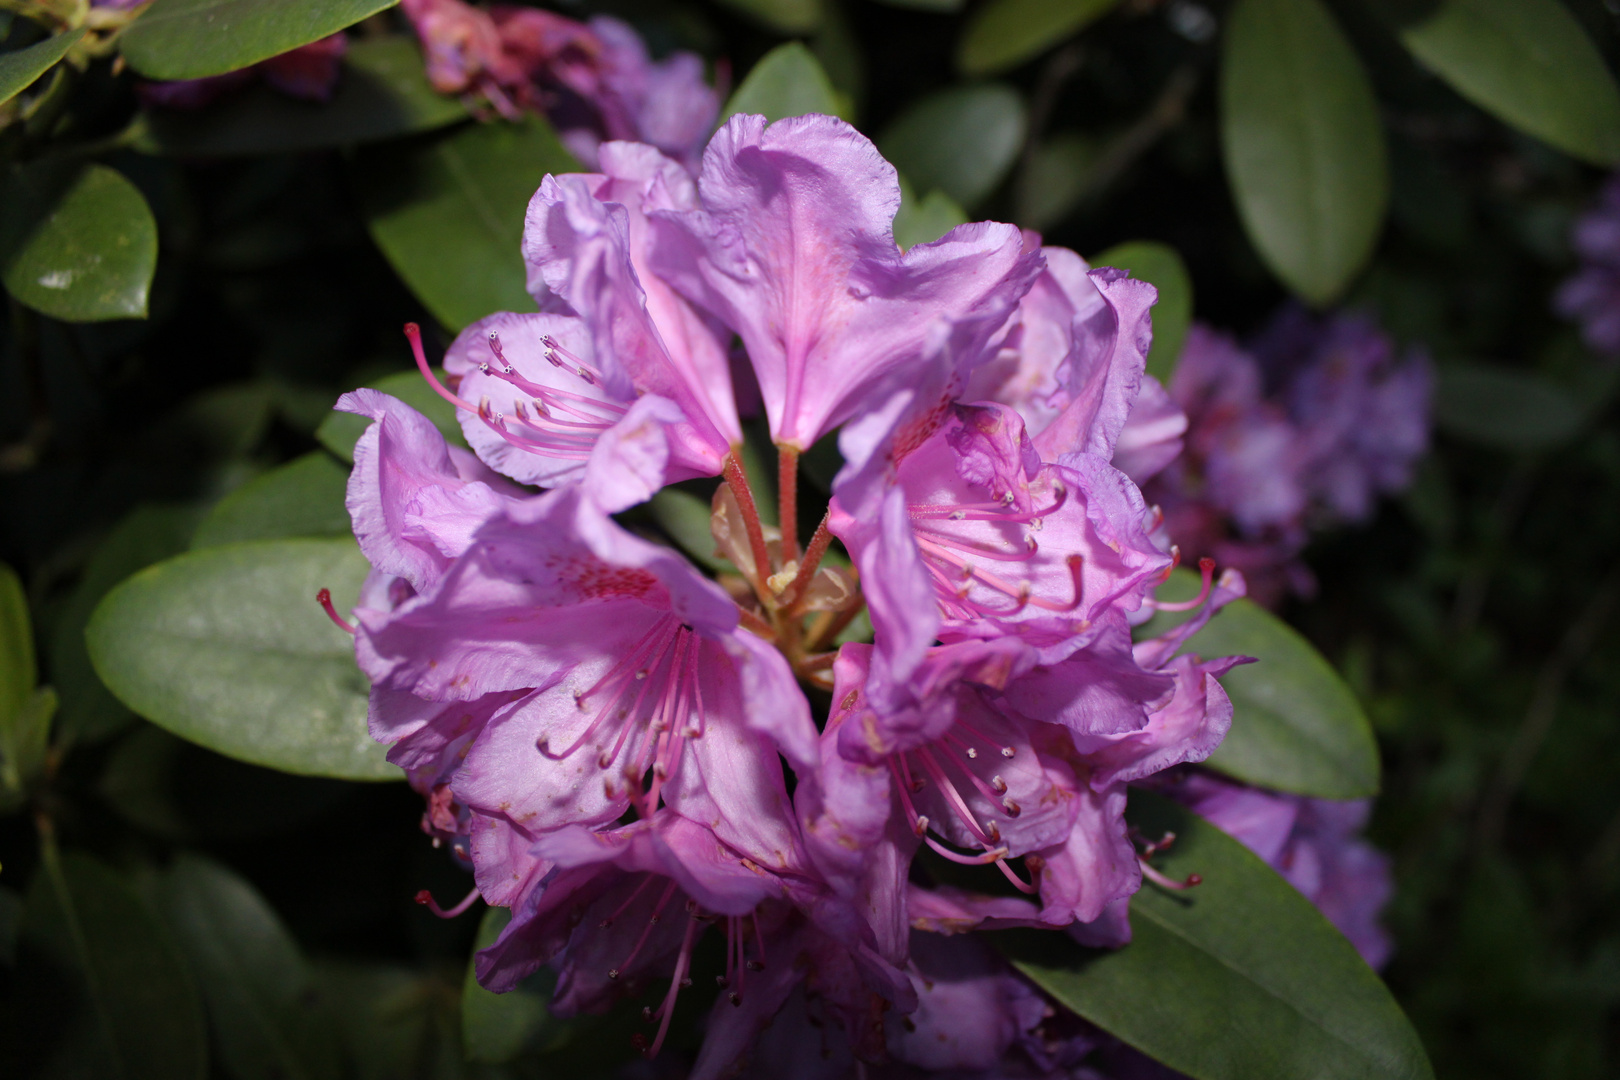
[401,0,718,166]
[1557,174,1620,356]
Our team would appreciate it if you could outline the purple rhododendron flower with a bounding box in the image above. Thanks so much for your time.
[401,0,717,167]
[1146,309,1431,606]
[323,111,1320,1074]
[1557,173,1620,356]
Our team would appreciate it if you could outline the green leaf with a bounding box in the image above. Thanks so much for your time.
[50,504,203,746]
[315,962,459,1080]
[1015,132,1096,230]
[316,369,468,462]
[712,0,822,35]
[1139,568,1379,799]
[1220,0,1388,305]
[1091,240,1193,383]
[0,160,159,322]
[873,0,963,11]
[462,907,553,1064]
[192,452,351,550]
[120,0,398,80]
[1433,361,1585,451]
[957,0,1118,76]
[0,562,33,729]
[86,538,399,781]
[354,116,577,333]
[1005,792,1433,1080]
[893,176,969,250]
[157,855,341,1080]
[720,42,848,125]
[878,85,1026,209]
[135,37,467,158]
[0,27,84,106]
[1394,0,1620,167]
[11,849,208,1080]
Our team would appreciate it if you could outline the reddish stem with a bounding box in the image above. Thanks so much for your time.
[777,446,800,563]
[723,453,774,598]
[781,511,834,611]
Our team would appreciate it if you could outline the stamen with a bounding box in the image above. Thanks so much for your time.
[414,886,480,919]
[1147,557,1216,612]
[643,905,702,1059]
[1139,857,1202,891]
[540,334,609,386]
[315,588,355,634]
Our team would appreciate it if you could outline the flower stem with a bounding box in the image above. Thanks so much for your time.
[723,453,774,601]
[777,446,800,563]
[781,511,833,612]
[807,593,866,652]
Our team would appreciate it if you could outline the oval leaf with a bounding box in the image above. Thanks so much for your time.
[136,37,467,158]
[11,850,208,1080]
[1005,792,1432,1080]
[1396,0,1620,167]
[721,42,847,125]
[1139,568,1379,798]
[878,84,1027,209]
[158,855,341,1080]
[957,0,1119,76]
[894,176,969,250]
[1091,240,1193,382]
[86,538,398,781]
[316,369,468,462]
[120,0,398,81]
[1220,0,1388,305]
[0,27,84,105]
[714,0,822,34]
[354,116,578,333]
[1433,361,1585,451]
[49,504,204,746]
[0,160,158,322]
[463,907,554,1064]
[192,452,351,550]
[0,562,32,727]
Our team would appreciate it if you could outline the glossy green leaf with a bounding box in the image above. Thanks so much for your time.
[878,85,1026,209]
[136,37,467,158]
[158,855,340,1080]
[355,116,577,332]
[721,42,848,125]
[0,160,159,321]
[11,850,208,1080]
[86,538,398,781]
[50,504,203,746]
[893,177,969,250]
[120,0,397,80]
[1005,792,1433,1080]
[0,27,84,106]
[462,907,553,1064]
[957,0,1118,76]
[1220,0,1388,305]
[1434,362,1585,451]
[1092,240,1193,383]
[713,0,822,34]
[1395,0,1620,167]
[316,369,468,462]
[1140,568,1379,798]
[192,452,351,550]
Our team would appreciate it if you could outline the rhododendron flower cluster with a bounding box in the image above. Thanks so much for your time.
[332,112,1257,1076]
[1145,308,1432,606]
[401,0,718,167]
[1558,172,1620,357]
